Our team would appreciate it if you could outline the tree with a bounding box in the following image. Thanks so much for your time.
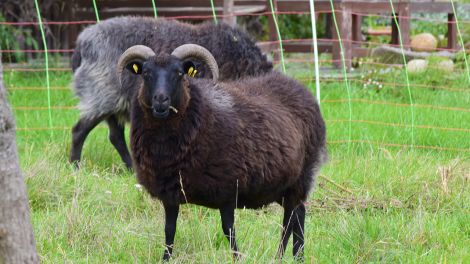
[0,55,39,263]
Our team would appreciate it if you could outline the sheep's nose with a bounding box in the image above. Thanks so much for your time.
[153,94,169,103]
[152,94,170,112]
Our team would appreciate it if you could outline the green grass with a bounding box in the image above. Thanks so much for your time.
[3,63,470,263]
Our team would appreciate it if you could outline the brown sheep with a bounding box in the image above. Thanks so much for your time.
[118,44,327,261]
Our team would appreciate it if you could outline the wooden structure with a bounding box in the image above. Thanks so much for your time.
[2,0,468,66]
[265,0,467,68]
[67,0,267,48]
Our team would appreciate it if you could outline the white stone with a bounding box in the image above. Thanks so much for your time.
[436,59,454,73]
[407,59,428,73]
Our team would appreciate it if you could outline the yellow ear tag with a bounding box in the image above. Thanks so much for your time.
[192,70,197,77]
[188,67,194,77]
[132,64,139,73]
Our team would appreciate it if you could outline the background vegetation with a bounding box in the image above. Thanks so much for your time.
[2,58,468,262]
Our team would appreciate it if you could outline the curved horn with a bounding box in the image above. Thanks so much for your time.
[171,44,219,81]
[117,45,156,82]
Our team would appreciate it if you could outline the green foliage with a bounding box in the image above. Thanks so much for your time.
[277,14,325,40]
[259,11,470,48]
[410,14,448,38]
[258,14,327,41]
[0,14,38,63]
[454,51,470,69]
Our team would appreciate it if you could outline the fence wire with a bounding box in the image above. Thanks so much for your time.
[2,2,470,154]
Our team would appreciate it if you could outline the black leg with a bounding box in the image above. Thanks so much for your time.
[70,116,104,168]
[277,204,294,259]
[163,203,179,261]
[220,205,240,258]
[292,203,306,261]
[106,115,132,169]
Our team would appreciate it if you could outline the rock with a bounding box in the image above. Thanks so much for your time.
[371,45,455,65]
[407,59,428,73]
[410,33,438,52]
[436,59,454,73]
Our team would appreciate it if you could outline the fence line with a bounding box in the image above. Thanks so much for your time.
[329,119,470,133]
[16,119,470,134]
[3,2,469,156]
[324,98,470,113]
[328,140,470,153]
[5,77,469,93]
[11,99,469,114]
[2,9,470,26]
[13,126,470,153]
[328,0,353,149]
[2,59,468,75]
[450,0,470,83]
[3,36,466,54]
[33,0,53,135]
[388,0,415,146]
[269,0,286,73]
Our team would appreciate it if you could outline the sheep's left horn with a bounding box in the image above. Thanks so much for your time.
[171,44,219,81]
[117,45,156,83]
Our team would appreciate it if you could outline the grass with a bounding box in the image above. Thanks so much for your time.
[3,60,470,263]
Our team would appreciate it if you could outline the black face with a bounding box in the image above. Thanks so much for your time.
[126,56,195,119]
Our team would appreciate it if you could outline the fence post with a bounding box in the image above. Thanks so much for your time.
[223,0,236,26]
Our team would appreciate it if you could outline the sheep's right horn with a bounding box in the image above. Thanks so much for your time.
[171,44,219,81]
[117,45,156,82]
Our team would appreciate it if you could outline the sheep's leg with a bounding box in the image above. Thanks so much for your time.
[163,203,179,261]
[106,115,132,169]
[292,203,306,261]
[219,205,240,259]
[277,204,294,259]
[70,116,104,168]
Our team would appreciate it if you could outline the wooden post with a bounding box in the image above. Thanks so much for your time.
[67,1,78,49]
[223,0,236,26]
[399,3,410,48]
[0,55,39,264]
[447,13,457,50]
[352,14,362,43]
[325,13,332,39]
[332,3,352,70]
[268,0,280,62]
[391,3,410,48]
[391,12,398,45]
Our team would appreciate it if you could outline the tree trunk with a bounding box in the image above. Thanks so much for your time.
[0,55,39,263]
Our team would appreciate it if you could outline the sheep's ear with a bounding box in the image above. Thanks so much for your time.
[182,60,197,78]
[125,61,143,75]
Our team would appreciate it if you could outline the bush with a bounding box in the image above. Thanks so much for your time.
[0,14,38,63]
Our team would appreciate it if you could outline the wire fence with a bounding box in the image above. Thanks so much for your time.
[1,0,470,154]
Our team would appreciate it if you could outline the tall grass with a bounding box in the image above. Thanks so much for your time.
[3,63,470,263]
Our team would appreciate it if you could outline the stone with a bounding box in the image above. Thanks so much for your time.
[371,45,455,65]
[410,33,438,52]
[436,59,454,73]
[407,59,428,73]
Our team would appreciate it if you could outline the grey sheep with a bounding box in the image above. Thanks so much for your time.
[117,43,327,260]
[70,16,272,169]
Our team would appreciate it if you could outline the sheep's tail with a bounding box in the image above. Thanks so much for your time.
[71,46,81,73]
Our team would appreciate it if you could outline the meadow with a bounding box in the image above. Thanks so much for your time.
[3,59,470,263]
